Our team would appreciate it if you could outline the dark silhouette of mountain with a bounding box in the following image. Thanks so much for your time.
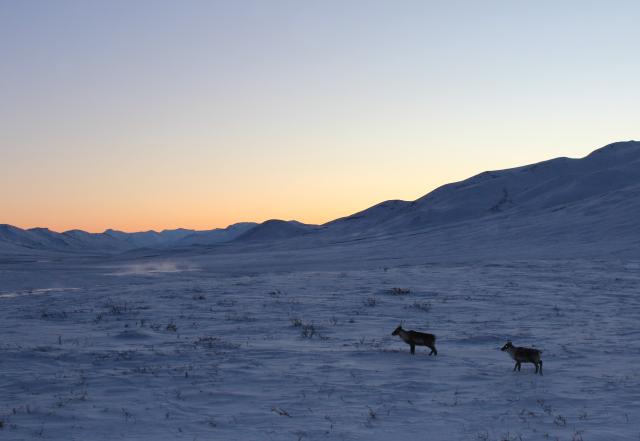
[234,220,317,242]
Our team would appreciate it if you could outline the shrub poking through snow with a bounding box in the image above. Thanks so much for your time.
[193,336,239,350]
[364,297,378,307]
[271,406,290,417]
[301,323,316,338]
[104,299,131,315]
[408,301,432,313]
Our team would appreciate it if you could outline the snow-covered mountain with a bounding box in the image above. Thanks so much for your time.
[3,142,638,440]
[175,222,257,246]
[325,140,640,238]
[234,220,317,242]
[0,222,257,254]
[2,141,638,256]
[0,225,96,253]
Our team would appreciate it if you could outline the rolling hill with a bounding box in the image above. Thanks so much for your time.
[2,141,638,257]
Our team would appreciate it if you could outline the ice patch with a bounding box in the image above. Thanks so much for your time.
[624,261,640,270]
[106,261,199,276]
[0,287,80,299]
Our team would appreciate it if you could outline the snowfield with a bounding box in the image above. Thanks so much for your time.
[1,257,639,440]
[2,142,640,440]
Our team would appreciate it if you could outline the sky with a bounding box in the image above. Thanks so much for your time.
[1,1,638,233]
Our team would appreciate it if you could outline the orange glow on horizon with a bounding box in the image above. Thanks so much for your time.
[2,2,639,235]
[2,141,605,234]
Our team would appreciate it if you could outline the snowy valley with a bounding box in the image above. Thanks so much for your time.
[1,142,640,440]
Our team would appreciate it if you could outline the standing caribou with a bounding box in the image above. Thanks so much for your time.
[501,341,543,375]
[391,325,437,356]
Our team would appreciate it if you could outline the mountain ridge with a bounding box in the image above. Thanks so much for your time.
[2,140,638,255]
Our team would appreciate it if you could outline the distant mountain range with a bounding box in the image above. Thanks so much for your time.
[2,141,639,256]
[0,222,260,254]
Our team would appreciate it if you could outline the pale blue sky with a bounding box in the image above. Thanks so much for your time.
[1,1,638,231]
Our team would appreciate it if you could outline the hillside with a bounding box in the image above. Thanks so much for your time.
[325,141,640,238]
[2,141,639,256]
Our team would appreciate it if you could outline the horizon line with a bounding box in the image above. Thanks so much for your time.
[3,140,636,234]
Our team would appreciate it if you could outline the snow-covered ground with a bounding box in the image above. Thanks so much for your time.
[2,256,639,440]
[2,141,639,439]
